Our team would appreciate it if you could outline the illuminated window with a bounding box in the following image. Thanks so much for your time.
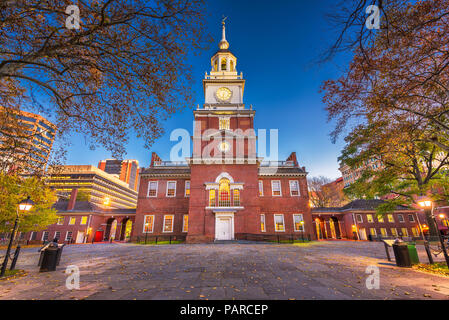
[408,214,415,222]
[69,217,76,225]
[219,118,230,130]
[148,181,158,197]
[65,231,73,241]
[163,215,174,233]
[367,214,374,223]
[57,217,64,225]
[166,181,176,197]
[221,58,227,71]
[390,228,397,237]
[274,214,285,232]
[380,228,387,237]
[80,216,88,225]
[398,214,404,223]
[369,228,377,236]
[259,181,264,196]
[387,214,394,223]
[209,189,216,207]
[377,215,384,223]
[411,227,419,237]
[271,180,282,196]
[185,181,190,197]
[356,214,363,223]
[289,181,300,196]
[233,189,240,206]
[143,215,154,233]
[293,214,304,232]
[218,179,231,207]
[261,214,266,232]
[183,215,188,233]
[401,228,408,236]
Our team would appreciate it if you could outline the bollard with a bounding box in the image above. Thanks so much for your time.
[384,242,391,261]
[9,245,21,270]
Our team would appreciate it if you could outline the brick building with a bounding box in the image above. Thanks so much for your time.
[133,22,314,243]
[312,200,425,240]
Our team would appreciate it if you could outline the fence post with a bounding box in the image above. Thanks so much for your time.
[9,245,21,270]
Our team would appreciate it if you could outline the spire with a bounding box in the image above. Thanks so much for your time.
[219,16,229,50]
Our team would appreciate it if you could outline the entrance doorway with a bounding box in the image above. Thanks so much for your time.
[359,228,367,240]
[75,231,85,244]
[120,219,133,241]
[94,230,104,242]
[215,213,234,241]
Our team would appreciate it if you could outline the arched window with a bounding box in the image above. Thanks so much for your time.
[230,60,234,71]
[233,189,240,206]
[218,178,231,207]
[214,59,218,72]
[221,58,227,71]
[209,189,216,207]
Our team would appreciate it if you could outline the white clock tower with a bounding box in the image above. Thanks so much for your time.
[203,19,245,109]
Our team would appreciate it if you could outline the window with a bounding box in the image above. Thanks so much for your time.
[65,231,73,241]
[356,214,363,223]
[289,181,300,196]
[367,214,374,223]
[377,215,384,223]
[143,215,154,233]
[148,181,158,197]
[261,214,266,232]
[293,214,304,232]
[219,118,230,130]
[166,181,177,197]
[42,231,49,242]
[271,180,282,196]
[369,228,377,236]
[80,216,88,225]
[408,214,415,222]
[401,228,408,237]
[183,215,188,233]
[185,181,190,197]
[69,217,76,225]
[30,231,37,241]
[390,228,398,237]
[380,228,387,237]
[259,181,264,196]
[218,179,231,207]
[398,214,404,223]
[274,214,285,232]
[209,189,216,207]
[387,214,394,223]
[163,215,174,233]
[54,231,61,240]
[411,227,419,237]
[233,189,240,206]
[57,217,64,225]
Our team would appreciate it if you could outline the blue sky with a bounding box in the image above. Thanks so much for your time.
[63,0,350,179]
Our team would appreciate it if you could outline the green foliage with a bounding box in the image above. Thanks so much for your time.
[0,173,58,233]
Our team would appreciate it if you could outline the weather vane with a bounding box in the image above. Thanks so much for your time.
[222,15,228,26]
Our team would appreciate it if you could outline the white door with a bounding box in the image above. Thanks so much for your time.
[359,228,367,240]
[216,218,231,240]
[76,231,85,244]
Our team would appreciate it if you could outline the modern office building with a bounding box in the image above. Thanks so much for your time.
[98,159,140,191]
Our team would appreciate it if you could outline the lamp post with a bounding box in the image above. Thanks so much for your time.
[418,197,449,267]
[1,196,34,277]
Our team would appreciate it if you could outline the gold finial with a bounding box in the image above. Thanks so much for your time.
[219,16,229,50]
[222,15,228,26]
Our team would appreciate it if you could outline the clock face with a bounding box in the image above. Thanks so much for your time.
[215,87,232,102]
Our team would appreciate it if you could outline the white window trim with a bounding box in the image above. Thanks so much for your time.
[356,214,363,223]
[29,231,36,241]
[143,215,155,233]
[380,228,387,237]
[185,181,190,197]
[388,214,395,223]
[41,231,49,241]
[274,214,285,232]
[57,217,64,225]
[259,181,264,196]
[408,214,415,222]
[54,231,61,239]
[390,228,397,236]
[398,214,405,223]
[166,181,177,198]
[80,216,88,225]
[182,215,188,233]
[261,214,266,233]
[271,180,282,197]
[370,228,377,236]
[293,214,304,232]
[163,215,174,233]
[147,181,158,198]
[289,180,300,197]
[69,217,76,225]
[401,228,409,236]
[367,214,374,223]
[65,231,73,241]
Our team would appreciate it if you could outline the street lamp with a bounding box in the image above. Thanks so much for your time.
[418,196,449,267]
[1,196,34,277]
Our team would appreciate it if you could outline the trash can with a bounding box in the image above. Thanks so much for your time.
[392,239,412,267]
[407,243,420,264]
[39,246,59,272]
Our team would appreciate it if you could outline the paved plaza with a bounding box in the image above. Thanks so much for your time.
[0,241,449,300]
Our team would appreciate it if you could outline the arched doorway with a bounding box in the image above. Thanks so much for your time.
[119,218,133,241]
[104,218,117,241]
[330,217,341,239]
[315,218,326,240]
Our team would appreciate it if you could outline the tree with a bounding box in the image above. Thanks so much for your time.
[0,0,209,165]
[0,173,58,234]
[308,176,348,208]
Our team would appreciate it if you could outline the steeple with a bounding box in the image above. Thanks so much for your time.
[219,17,229,50]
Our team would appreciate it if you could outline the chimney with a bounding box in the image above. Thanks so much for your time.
[67,188,78,211]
